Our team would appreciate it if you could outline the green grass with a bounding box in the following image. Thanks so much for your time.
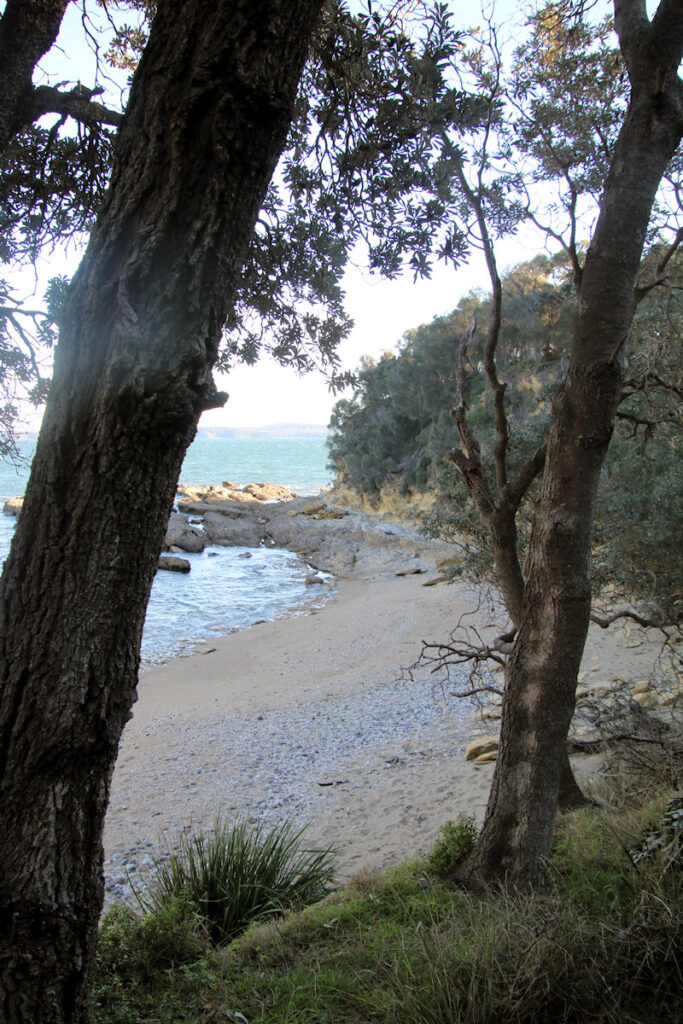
[92,792,682,1024]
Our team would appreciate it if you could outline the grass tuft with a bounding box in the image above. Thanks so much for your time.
[138,818,336,946]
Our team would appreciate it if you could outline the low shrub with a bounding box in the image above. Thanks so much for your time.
[427,816,478,877]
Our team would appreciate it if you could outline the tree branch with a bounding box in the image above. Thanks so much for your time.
[505,442,547,512]
[32,84,124,130]
[633,226,683,305]
[590,607,679,633]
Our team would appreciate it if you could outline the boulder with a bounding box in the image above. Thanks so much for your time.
[202,508,264,547]
[158,555,191,573]
[165,512,207,552]
[3,496,23,516]
[305,573,325,585]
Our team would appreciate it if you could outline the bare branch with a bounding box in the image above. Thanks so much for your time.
[590,607,679,633]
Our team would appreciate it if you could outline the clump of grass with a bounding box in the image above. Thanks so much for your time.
[427,815,478,876]
[138,818,336,945]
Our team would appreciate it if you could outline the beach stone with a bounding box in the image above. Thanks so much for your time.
[474,750,498,765]
[305,574,325,585]
[633,679,650,694]
[465,736,499,762]
[158,555,191,573]
[165,512,207,552]
[3,496,23,516]
[632,691,653,707]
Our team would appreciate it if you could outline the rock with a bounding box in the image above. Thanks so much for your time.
[479,706,502,721]
[305,573,325,585]
[658,691,679,707]
[633,679,650,694]
[158,555,191,573]
[243,482,293,502]
[422,575,448,587]
[395,567,425,577]
[238,551,252,559]
[302,500,326,515]
[203,508,264,547]
[465,736,499,762]
[3,496,23,516]
[474,750,498,765]
[312,506,348,519]
[165,512,207,552]
[632,691,653,707]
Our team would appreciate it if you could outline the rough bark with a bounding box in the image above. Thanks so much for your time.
[0,0,322,1020]
[464,0,683,888]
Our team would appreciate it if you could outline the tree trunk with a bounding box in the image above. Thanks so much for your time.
[464,0,683,888]
[0,1,322,1020]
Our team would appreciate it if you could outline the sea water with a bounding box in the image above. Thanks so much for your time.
[0,435,334,665]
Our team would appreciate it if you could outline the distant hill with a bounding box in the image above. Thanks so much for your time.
[197,423,329,440]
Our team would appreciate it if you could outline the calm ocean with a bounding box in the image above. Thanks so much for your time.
[0,435,333,664]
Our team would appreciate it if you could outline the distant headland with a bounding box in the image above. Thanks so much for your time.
[196,423,329,440]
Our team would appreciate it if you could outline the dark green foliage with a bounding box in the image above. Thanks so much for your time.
[0,124,116,265]
[137,819,336,946]
[427,815,478,876]
[327,251,571,497]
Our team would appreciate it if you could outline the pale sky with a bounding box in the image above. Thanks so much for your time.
[11,0,605,432]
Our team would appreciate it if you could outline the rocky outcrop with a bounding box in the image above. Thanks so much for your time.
[172,490,459,579]
[177,481,296,505]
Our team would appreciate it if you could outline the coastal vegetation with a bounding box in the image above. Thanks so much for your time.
[0,0,680,1019]
[327,246,682,626]
[92,758,681,1023]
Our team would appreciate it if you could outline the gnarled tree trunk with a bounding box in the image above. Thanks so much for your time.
[465,0,683,887]
[0,1,322,1019]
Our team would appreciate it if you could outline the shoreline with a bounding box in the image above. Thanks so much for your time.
[102,567,664,904]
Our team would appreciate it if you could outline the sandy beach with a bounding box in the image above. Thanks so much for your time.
[103,566,664,902]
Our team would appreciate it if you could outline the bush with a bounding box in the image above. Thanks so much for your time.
[427,816,478,877]
[138,819,336,945]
